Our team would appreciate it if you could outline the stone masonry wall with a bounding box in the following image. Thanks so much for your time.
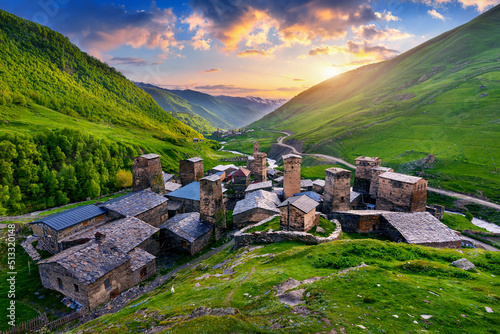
[133,156,163,193]
[376,178,427,212]
[353,157,381,193]
[283,155,302,199]
[200,175,225,228]
[280,206,316,232]
[234,214,342,249]
[333,212,383,233]
[253,142,260,154]
[180,159,204,186]
[253,152,267,183]
[234,208,279,229]
[136,201,169,228]
[323,168,351,213]
[369,167,393,200]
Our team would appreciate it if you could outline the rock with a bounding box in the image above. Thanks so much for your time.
[189,306,236,319]
[413,320,418,324]
[278,289,305,306]
[356,325,366,329]
[292,305,310,316]
[452,258,476,271]
[423,300,430,304]
[392,315,399,318]
[195,283,201,287]
[421,315,433,319]
[270,323,283,329]
[38,295,45,299]
[485,307,493,313]
[316,226,326,234]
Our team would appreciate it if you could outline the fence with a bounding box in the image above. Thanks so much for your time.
[1,307,88,334]
[220,156,248,162]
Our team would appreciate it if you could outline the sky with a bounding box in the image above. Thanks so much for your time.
[1,0,499,99]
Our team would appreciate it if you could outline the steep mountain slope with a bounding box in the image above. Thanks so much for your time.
[217,95,287,114]
[167,89,266,129]
[136,82,229,133]
[253,5,500,202]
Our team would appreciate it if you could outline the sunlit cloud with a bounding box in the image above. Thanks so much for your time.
[428,9,446,20]
[353,25,413,40]
[202,68,221,73]
[309,40,399,61]
[375,10,400,22]
[413,0,499,12]
[109,57,149,66]
[237,49,274,57]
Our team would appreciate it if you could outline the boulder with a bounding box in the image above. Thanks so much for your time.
[452,258,476,271]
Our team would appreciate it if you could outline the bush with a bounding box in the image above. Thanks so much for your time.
[115,169,133,188]
[465,212,473,221]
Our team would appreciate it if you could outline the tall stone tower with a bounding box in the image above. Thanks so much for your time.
[179,157,204,186]
[253,152,267,183]
[253,142,260,155]
[369,166,393,200]
[323,167,351,212]
[353,156,381,193]
[133,154,164,194]
[283,154,302,199]
[200,174,226,229]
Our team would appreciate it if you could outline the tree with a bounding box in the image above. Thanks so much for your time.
[115,169,132,188]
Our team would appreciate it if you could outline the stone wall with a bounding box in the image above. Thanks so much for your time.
[136,201,169,228]
[353,157,381,193]
[279,206,316,232]
[166,197,200,213]
[133,155,163,193]
[161,228,212,255]
[132,259,156,284]
[369,167,393,200]
[200,175,225,228]
[253,142,260,154]
[323,168,351,213]
[180,159,204,186]
[253,152,267,183]
[376,178,427,212]
[233,208,280,229]
[426,204,445,220]
[283,155,302,199]
[333,212,384,233]
[234,214,342,249]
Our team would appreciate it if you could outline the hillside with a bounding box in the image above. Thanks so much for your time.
[252,5,500,203]
[0,10,230,215]
[216,95,287,114]
[167,89,267,129]
[71,239,500,333]
[136,82,228,133]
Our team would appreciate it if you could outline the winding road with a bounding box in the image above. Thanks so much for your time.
[268,129,500,211]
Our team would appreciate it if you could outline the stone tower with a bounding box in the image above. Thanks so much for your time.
[179,157,204,186]
[253,152,267,183]
[133,154,164,194]
[283,154,302,199]
[353,156,381,193]
[323,167,351,212]
[253,142,260,155]
[200,174,226,229]
[369,166,393,200]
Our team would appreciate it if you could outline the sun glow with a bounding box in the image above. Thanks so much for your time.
[320,65,342,80]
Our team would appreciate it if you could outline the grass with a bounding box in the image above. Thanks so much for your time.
[219,130,282,155]
[441,212,489,232]
[69,239,500,334]
[308,217,336,237]
[246,216,280,233]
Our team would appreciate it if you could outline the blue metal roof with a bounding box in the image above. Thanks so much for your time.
[30,204,108,231]
[293,191,321,202]
[166,182,200,201]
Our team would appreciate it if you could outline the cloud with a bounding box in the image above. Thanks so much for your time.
[293,78,306,81]
[109,57,149,66]
[48,2,179,58]
[413,0,499,12]
[326,59,380,68]
[237,49,274,57]
[202,68,221,73]
[187,0,379,50]
[308,40,399,61]
[353,25,413,40]
[193,84,307,94]
[427,9,446,20]
[375,10,400,22]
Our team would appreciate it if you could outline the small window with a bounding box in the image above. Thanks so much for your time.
[182,240,187,248]
[82,221,88,226]
[104,277,111,291]
[140,267,148,278]
[57,277,63,289]
[74,284,79,292]
[340,196,344,202]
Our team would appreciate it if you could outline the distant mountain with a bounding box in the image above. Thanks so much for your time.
[253,4,500,202]
[165,89,267,129]
[216,95,287,114]
[135,82,228,133]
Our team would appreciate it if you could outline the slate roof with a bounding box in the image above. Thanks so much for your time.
[233,190,281,216]
[350,190,362,203]
[163,172,174,183]
[31,205,108,232]
[313,179,325,187]
[382,212,461,245]
[379,172,423,184]
[60,217,159,253]
[166,182,200,201]
[300,179,314,188]
[356,156,379,162]
[129,247,156,272]
[165,182,182,192]
[267,169,278,176]
[186,157,203,163]
[201,174,221,182]
[140,153,160,160]
[274,176,284,183]
[293,191,322,202]
[282,154,302,160]
[39,240,130,285]
[104,189,167,217]
[371,166,393,172]
[245,181,273,193]
[160,212,212,243]
[245,190,281,206]
[278,195,319,214]
[212,164,237,172]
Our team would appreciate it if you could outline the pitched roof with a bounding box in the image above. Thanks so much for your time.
[165,182,182,192]
[186,157,203,163]
[39,240,130,285]
[371,166,393,172]
[139,153,160,160]
[282,153,302,160]
[212,164,237,172]
[274,176,284,183]
[163,172,174,183]
[160,212,212,242]
[350,190,362,203]
[355,156,380,162]
[201,174,221,182]
[231,167,250,177]
[382,212,461,245]
[129,247,156,272]
[60,217,159,253]
[166,182,200,201]
[245,181,272,193]
[293,191,321,202]
[278,195,319,214]
[31,205,108,232]
[245,189,281,206]
[300,179,314,188]
[379,172,423,184]
[313,179,325,187]
[104,189,167,217]
[233,197,280,216]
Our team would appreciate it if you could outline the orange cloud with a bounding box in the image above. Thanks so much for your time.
[309,40,399,61]
[375,10,400,22]
[202,68,221,73]
[237,49,274,57]
[353,25,413,40]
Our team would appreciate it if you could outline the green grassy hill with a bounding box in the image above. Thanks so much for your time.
[252,5,500,203]
[71,239,500,334]
[167,89,266,129]
[136,83,228,133]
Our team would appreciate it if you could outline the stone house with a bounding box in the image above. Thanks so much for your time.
[233,190,281,229]
[165,182,200,213]
[278,195,319,232]
[228,167,251,193]
[253,152,267,182]
[200,174,225,229]
[104,189,169,228]
[31,204,109,254]
[353,156,381,194]
[179,157,204,186]
[38,233,156,309]
[369,166,393,200]
[164,182,182,194]
[160,212,213,255]
[245,181,273,194]
[133,154,164,194]
[300,179,314,192]
[312,179,325,194]
[376,172,427,212]
[426,204,445,220]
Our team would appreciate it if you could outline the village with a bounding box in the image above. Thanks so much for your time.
[25,142,468,313]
